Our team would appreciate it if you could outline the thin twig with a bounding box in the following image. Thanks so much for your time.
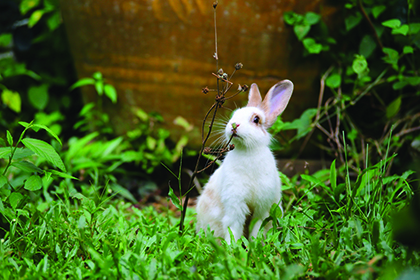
[211,73,234,84]
[298,66,333,156]
[358,0,384,50]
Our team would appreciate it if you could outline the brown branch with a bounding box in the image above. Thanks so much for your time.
[358,0,384,50]
[211,73,234,84]
[298,66,334,156]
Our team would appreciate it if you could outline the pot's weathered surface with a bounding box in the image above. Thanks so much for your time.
[60,0,338,147]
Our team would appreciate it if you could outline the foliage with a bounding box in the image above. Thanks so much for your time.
[0,0,77,136]
[1,125,419,278]
[281,0,420,173]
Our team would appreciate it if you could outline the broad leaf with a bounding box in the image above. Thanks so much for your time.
[21,138,66,172]
[326,74,341,89]
[69,77,95,91]
[0,175,7,188]
[11,161,43,173]
[382,19,401,29]
[168,187,181,210]
[24,175,43,191]
[28,84,49,110]
[104,84,117,103]
[10,192,24,210]
[2,90,21,113]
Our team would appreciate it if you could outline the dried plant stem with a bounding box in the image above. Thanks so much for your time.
[358,0,384,50]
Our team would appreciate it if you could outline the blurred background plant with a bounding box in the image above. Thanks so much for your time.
[274,0,420,177]
[0,0,189,203]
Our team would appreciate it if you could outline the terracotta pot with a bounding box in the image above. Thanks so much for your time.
[60,0,339,148]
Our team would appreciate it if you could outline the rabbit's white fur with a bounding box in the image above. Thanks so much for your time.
[196,80,294,243]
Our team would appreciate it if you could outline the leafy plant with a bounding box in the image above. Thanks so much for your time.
[0,0,77,139]
[282,0,420,173]
[0,121,76,227]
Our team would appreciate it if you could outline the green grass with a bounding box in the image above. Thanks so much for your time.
[0,125,419,279]
[1,158,419,279]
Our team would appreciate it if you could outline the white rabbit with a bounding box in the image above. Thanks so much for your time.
[195,80,294,244]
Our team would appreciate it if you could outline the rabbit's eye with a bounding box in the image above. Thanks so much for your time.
[253,116,260,124]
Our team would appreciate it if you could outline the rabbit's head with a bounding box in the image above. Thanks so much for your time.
[225,80,293,150]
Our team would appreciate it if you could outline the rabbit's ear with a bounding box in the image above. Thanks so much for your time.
[247,83,262,107]
[261,80,293,128]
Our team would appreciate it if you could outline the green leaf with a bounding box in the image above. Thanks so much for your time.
[372,5,386,19]
[382,48,399,70]
[49,170,77,180]
[326,73,341,89]
[392,81,407,90]
[382,19,401,29]
[92,72,103,80]
[9,192,24,210]
[408,23,420,35]
[2,89,21,113]
[95,82,104,95]
[46,11,61,31]
[24,175,43,191]
[0,175,7,189]
[10,148,34,160]
[28,9,45,28]
[28,84,49,110]
[110,183,137,203]
[30,123,63,146]
[104,84,117,103]
[11,161,43,173]
[0,33,12,47]
[330,159,337,191]
[173,116,192,132]
[406,76,420,86]
[0,147,11,159]
[391,25,409,36]
[386,96,401,119]
[359,34,377,58]
[304,12,321,25]
[69,77,95,91]
[301,174,330,192]
[168,187,181,210]
[78,215,86,229]
[21,138,66,172]
[345,13,362,31]
[6,130,13,146]
[146,136,156,150]
[20,0,40,15]
[302,37,322,54]
[352,55,369,78]
[403,46,414,54]
[294,25,311,41]
[280,108,317,138]
[284,11,303,26]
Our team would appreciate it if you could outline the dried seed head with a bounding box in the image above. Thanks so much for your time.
[234,63,243,70]
[213,1,218,9]
[217,68,224,75]
[222,73,228,80]
[229,144,235,150]
[241,84,249,92]
[202,86,209,94]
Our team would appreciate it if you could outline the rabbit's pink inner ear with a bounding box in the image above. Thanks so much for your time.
[264,80,294,126]
[247,83,262,107]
